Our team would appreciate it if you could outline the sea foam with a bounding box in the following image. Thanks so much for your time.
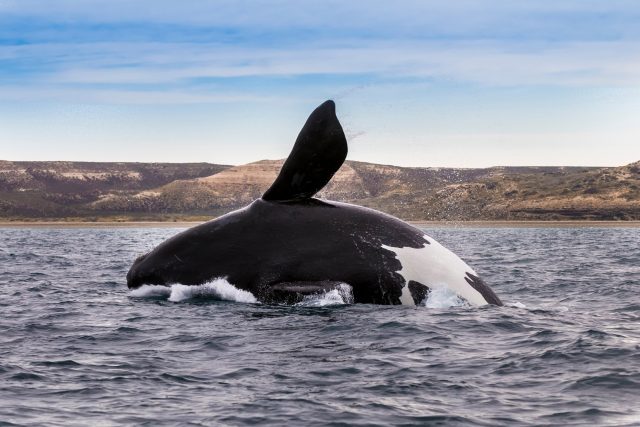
[297,283,354,307]
[506,301,527,309]
[129,278,257,304]
[422,287,470,309]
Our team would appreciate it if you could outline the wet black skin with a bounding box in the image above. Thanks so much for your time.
[127,199,428,304]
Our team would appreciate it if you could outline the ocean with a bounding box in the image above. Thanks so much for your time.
[1,226,639,426]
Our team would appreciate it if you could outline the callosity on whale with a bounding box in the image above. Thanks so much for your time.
[127,100,502,306]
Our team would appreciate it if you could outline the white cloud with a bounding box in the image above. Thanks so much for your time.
[3,1,639,104]
[38,40,640,86]
[0,85,281,104]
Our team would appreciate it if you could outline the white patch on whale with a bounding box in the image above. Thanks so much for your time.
[129,278,258,304]
[382,234,488,307]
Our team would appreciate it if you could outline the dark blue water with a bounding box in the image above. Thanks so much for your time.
[1,226,639,426]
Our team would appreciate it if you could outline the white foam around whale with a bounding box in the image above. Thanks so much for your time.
[506,301,527,309]
[422,287,470,309]
[297,283,354,307]
[129,278,258,303]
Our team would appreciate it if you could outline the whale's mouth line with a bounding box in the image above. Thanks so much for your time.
[261,281,352,305]
[295,283,354,306]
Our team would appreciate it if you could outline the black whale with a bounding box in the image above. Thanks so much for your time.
[127,101,502,306]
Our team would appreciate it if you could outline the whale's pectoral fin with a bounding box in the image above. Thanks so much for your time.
[262,280,347,304]
[262,100,348,201]
[464,272,503,306]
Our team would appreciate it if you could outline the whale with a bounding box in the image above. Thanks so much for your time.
[127,100,502,306]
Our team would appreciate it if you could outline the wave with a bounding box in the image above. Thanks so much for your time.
[129,280,503,309]
[129,278,257,303]
[506,301,527,309]
[297,283,354,307]
[422,287,470,308]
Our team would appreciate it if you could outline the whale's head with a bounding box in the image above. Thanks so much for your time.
[125,229,209,289]
[126,207,254,289]
[127,253,146,288]
[126,252,164,288]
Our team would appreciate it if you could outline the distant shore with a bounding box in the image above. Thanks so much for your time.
[2,220,640,228]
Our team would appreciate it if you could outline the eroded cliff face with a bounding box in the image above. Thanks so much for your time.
[1,159,639,220]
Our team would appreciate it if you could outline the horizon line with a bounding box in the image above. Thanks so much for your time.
[1,157,635,170]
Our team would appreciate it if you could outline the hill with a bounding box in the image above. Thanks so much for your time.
[0,161,229,220]
[1,159,639,221]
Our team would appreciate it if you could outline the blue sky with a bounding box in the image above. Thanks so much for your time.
[1,0,639,167]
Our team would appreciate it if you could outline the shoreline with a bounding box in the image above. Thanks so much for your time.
[1,220,640,228]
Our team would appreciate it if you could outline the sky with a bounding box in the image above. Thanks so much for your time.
[1,0,639,167]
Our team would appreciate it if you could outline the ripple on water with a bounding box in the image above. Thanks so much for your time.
[0,226,639,426]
